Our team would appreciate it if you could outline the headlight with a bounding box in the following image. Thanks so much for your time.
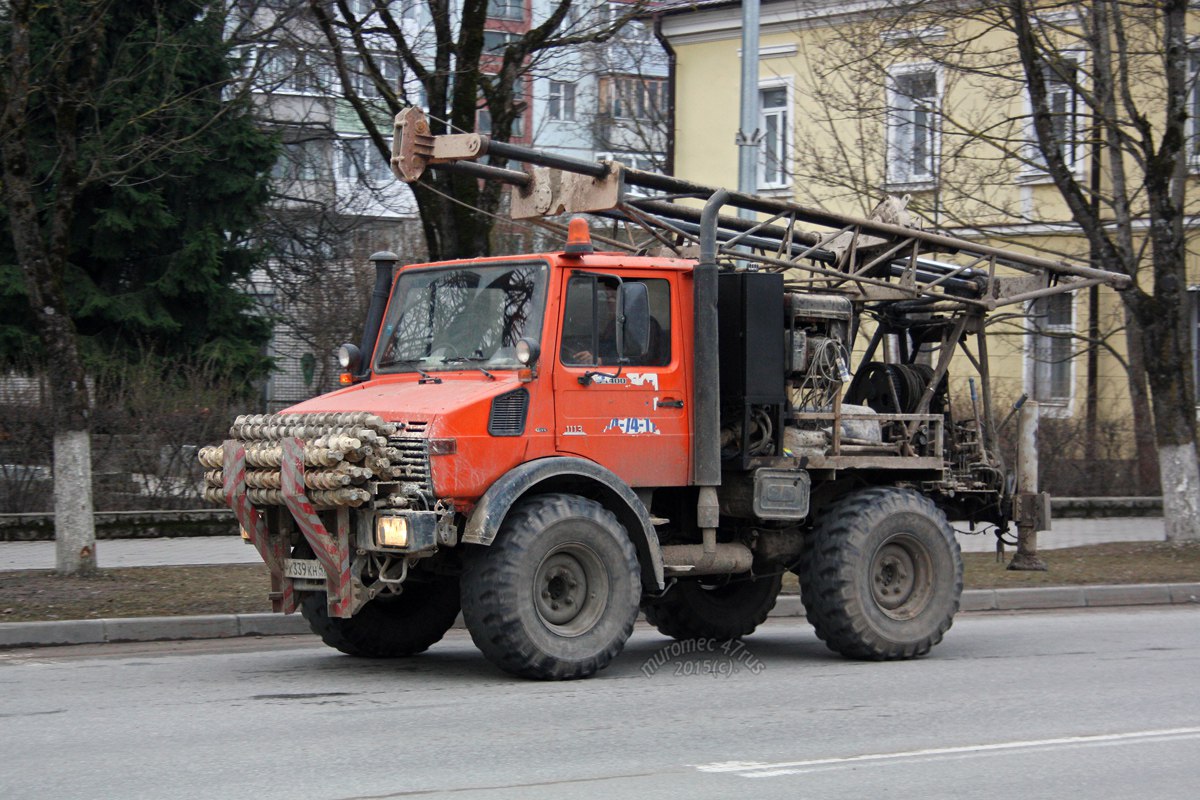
[375,515,408,548]
[337,343,363,371]
[515,337,540,365]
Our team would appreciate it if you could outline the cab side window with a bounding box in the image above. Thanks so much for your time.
[560,276,670,367]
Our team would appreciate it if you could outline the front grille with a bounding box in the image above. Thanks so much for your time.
[389,436,433,494]
[400,419,429,436]
[488,389,530,437]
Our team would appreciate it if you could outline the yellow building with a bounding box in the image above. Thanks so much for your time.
[657,0,1200,488]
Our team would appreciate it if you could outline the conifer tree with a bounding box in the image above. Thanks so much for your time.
[0,0,278,573]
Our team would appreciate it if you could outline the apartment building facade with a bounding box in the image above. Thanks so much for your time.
[656,0,1200,459]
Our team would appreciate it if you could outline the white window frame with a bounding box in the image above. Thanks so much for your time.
[605,2,649,40]
[885,63,941,188]
[339,138,392,185]
[345,54,401,101]
[257,45,330,97]
[757,78,793,192]
[1020,51,1086,181]
[1025,292,1076,415]
[549,80,576,122]
[483,29,519,53]
[604,75,665,122]
[488,0,524,21]
[273,139,326,183]
[477,80,526,136]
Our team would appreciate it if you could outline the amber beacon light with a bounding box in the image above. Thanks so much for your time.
[563,217,594,255]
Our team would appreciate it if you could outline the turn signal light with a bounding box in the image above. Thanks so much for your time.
[338,372,354,385]
[564,217,594,255]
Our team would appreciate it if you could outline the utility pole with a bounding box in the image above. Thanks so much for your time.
[736,0,761,222]
[1085,116,1102,463]
[1009,400,1049,571]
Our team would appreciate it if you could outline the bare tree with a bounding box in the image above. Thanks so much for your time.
[226,1,429,410]
[779,1,1197,539]
[308,0,651,261]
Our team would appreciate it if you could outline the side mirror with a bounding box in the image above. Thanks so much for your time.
[616,282,650,362]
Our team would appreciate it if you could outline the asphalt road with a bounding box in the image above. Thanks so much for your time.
[2,609,1198,800]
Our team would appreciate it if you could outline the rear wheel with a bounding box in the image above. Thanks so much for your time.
[643,573,782,641]
[798,487,962,660]
[460,493,641,680]
[301,574,460,658]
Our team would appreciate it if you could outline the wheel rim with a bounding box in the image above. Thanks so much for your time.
[533,542,610,637]
[870,533,934,620]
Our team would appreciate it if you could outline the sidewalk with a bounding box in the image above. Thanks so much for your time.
[0,535,262,571]
[0,516,1169,571]
[955,516,1165,552]
[1,515,1194,650]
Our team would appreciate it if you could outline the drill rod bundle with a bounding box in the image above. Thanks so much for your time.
[199,412,413,508]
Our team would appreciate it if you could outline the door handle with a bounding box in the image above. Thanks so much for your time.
[657,398,684,409]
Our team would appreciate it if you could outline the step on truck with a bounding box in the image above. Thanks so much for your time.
[200,108,1130,680]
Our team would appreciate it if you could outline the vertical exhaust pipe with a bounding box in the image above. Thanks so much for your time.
[357,251,397,378]
[694,191,728,533]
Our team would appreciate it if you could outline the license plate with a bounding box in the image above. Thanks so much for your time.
[284,559,326,580]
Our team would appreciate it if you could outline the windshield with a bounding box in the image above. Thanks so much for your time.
[375,261,548,373]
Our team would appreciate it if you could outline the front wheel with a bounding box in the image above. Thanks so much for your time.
[798,487,962,660]
[460,493,641,680]
[301,574,461,658]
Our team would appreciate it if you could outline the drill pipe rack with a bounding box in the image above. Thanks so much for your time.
[391,106,1130,310]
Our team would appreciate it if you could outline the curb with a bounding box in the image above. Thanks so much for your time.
[2,583,1198,650]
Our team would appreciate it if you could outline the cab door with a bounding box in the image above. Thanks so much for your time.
[553,271,690,487]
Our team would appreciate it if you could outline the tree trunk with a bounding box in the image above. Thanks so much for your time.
[1122,307,1161,494]
[53,430,97,574]
[1,4,97,573]
[411,174,497,261]
[1157,442,1200,541]
[1139,289,1200,539]
[1138,305,1199,540]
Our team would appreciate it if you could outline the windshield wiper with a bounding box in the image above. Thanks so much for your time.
[442,356,496,381]
[393,359,443,384]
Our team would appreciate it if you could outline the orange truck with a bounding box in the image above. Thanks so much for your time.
[200,110,1129,679]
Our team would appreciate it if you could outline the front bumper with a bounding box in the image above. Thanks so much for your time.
[201,413,437,619]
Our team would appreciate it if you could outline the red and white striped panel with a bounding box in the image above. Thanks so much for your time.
[223,440,294,614]
[280,437,353,618]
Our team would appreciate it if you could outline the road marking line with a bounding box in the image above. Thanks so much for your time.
[695,728,1200,778]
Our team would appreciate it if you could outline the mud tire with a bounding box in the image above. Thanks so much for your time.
[798,487,962,660]
[460,493,641,680]
[643,573,782,641]
[300,575,461,658]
